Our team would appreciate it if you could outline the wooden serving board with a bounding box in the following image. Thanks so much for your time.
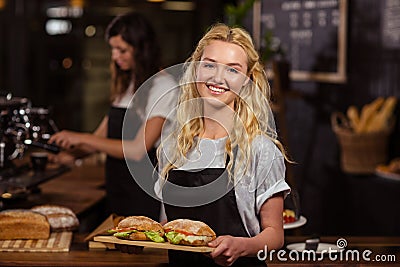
[93,236,214,253]
[0,232,72,252]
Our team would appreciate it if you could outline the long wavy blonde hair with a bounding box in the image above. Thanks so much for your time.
[158,23,287,181]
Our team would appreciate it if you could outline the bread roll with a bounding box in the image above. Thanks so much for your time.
[163,219,216,246]
[113,216,165,242]
[117,216,164,233]
[163,219,216,237]
[31,205,79,232]
[0,210,50,240]
[388,158,400,174]
[179,237,215,246]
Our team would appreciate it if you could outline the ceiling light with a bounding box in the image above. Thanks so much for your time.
[45,19,72,35]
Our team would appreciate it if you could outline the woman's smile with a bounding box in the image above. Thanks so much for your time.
[196,40,248,108]
[206,83,230,95]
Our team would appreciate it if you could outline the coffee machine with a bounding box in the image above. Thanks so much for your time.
[0,94,59,172]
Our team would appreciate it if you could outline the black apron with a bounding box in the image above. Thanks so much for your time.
[105,106,160,219]
[163,153,266,267]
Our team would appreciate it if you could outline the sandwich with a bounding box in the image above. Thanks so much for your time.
[0,209,50,240]
[163,219,216,246]
[109,216,165,243]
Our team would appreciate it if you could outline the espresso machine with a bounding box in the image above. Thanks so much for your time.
[0,94,60,170]
[0,95,31,170]
[0,94,66,204]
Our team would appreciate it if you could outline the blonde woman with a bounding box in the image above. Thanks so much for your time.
[156,23,291,266]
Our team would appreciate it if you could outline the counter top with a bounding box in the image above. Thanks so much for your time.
[1,159,106,216]
[0,233,169,267]
[0,158,398,266]
[0,235,398,266]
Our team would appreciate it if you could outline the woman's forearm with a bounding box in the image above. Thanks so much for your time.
[80,133,150,161]
[242,193,285,256]
[75,116,165,161]
[79,133,125,159]
[241,227,284,257]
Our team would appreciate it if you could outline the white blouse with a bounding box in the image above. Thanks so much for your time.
[113,71,179,146]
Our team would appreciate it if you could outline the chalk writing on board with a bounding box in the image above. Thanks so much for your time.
[382,0,400,49]
[253,0,348,83]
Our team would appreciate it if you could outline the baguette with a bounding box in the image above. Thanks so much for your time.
[365,96,397,133]
[346,105,360,131]
[0,210,50,240]
[356,97,385,133]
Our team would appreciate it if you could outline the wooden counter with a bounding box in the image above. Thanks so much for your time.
[0,234,168,267]
[0,235,398,266]
[34,162,106,216]
[0,159,399,266]
[1,158,107,232]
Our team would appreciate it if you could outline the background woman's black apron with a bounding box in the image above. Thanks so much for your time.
[105,106,160,219]
[163,157,267,266]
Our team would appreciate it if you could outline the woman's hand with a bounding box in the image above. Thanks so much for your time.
[208,235,247,266]
[49,130,85,149]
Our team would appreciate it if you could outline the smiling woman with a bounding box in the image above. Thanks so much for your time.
[155,23,291,266]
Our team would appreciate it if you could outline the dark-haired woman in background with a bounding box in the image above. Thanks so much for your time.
[49,12,178,219]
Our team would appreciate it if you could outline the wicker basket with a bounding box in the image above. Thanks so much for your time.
[331,112,392,174]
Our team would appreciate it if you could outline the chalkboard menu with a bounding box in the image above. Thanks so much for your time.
[382,0,400,49]
[252,0,348,83]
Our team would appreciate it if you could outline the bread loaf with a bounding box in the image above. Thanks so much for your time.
[31,205,79,232]
[388,158,400,174]
[0,210,50,240]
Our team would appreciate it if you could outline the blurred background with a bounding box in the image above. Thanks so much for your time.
[0,0,229,132]
[0,0,399,237]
